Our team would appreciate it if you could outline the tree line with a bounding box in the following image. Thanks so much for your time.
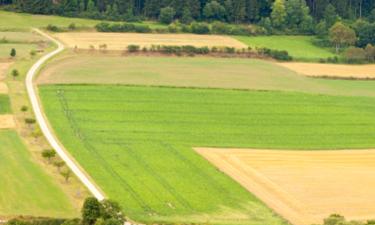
[1,0,374,25]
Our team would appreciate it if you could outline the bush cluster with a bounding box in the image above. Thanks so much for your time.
[95,22,151,33]
[256,48,293,61]
[95,21,265,36]
[122,44,292,61]
[317,214,375,225]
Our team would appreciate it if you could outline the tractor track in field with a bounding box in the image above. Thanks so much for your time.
[26,28,105,201]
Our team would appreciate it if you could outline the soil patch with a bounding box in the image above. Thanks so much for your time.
[196,148,375,225]
[0,115,15,129]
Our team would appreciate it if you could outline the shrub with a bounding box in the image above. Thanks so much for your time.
[41,149,56,163]
[127,45,140,52]
[190,22,210,34]
[68,23,76,30]
[133,24,151,33]
[211,21,231,34]
[10,48,16,57]
[257,48,292,61]
[46,24,61,32]
[21,105,28,112]
[6,218,66,225]
[345,47,366,63]
[25,118,36,125]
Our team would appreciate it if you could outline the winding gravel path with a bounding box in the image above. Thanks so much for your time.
[26,28,105,201]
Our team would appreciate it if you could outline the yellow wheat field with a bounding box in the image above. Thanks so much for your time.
[278,62,375,79]
[54,32,247,50]
[196,148,375,225]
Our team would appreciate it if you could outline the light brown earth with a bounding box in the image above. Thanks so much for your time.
[195,148,375,225]
[0,62,11,80]
[278,62,375,78]
[0,115,15,129]
[54,32,247,50]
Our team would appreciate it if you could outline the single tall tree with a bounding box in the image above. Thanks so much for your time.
[271,0,287,29]
[82,197,102,225]
[329,22,357,53]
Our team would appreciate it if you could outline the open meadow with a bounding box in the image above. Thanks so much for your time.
[0,29,85,220]
[39,83,375,224]
[0,130,79,218]
[235,35,337,61]
[0,10,165,30]
[38,54,375,98]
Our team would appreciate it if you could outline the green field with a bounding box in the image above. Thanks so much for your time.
[0,43,40,58]
[38,55,375,98]
[235,35,337,61]
[40,84,375,224]
[0,10,165,30]
[0,130,78,218]
[0,31,47,43]
[0,95,10,113]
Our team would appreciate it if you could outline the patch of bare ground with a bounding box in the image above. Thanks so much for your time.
[0,62,11,81]
[54,32,247,50]
[0,115,15,129]
[278,62,375,79]
[195,148,375,225]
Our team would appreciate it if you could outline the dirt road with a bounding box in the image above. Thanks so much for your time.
[26,28,105,201]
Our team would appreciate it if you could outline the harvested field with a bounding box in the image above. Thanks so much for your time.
[278,62,375,79]
[196,148,375,225]
[0,115,15,129]
[54,32,247,50]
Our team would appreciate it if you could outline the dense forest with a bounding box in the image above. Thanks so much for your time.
[0,0,374,24]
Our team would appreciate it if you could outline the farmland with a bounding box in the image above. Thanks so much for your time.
[0,95,10,113]
[39,84,375,224]
[235,35,337,61]
[38,54,375,98]
[54,32,247,50]
[278,62,375,79]
[0,130,78,218]
[196,148,375,225]
[0,29,86,220]
[0,10,165,30]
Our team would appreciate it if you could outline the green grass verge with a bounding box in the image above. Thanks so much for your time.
[40,84,375,224]
[39,55,375,98]
[0,43,39,58]
[0,130,78,218]
[0,10,165,30]
[234,35,337,61]
[0,31,47,43]
[0,94,10,114]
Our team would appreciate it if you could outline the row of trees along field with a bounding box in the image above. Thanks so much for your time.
[1,0,374,25]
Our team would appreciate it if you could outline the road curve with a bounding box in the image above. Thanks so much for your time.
[26,28,105,201]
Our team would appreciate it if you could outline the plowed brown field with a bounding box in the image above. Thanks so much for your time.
[278,62,375,79]
[54,32,247,50]
[196,148,375,225]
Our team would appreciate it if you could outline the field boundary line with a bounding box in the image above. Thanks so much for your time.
[26,28,105,201]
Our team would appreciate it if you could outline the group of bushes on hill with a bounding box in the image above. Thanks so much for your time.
[5,198,126,225]
[87,43,292,61]
[316,214,375,225]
